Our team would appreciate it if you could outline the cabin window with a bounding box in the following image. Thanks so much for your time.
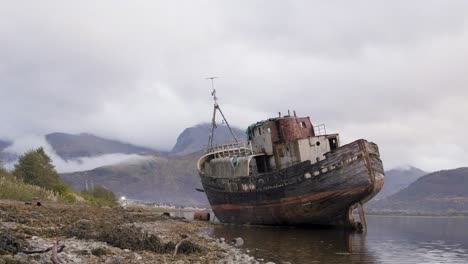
[328,137,338,151]
[267,127,271,133]
[300,121,307,128]
[258,127,262,135]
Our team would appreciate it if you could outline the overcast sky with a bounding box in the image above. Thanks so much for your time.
[1,1,468,171]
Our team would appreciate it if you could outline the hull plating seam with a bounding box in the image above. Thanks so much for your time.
[210,185,368,210]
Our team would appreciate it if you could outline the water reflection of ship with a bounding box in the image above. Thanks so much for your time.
[206,225,378,263]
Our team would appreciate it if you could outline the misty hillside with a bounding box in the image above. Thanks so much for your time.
[374,166,426,200]
[0,139,10,150]
[171,123,245,155]
[0,139,16,164]
[46,132,156,160]
[59,124,246,206]
[61,153,208,206]
[368,167,468,214]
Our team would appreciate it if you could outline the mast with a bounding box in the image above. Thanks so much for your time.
[206,77,239,151]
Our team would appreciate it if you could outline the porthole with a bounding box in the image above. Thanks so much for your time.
[316,141,321,146]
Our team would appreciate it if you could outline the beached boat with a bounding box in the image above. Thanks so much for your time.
[197,88,384,229]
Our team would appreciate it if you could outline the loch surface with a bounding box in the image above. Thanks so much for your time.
[205,215,468,263]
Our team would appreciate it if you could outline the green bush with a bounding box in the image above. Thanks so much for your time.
[0,167,15,181]
[6,148,82,203]
[62,192,77,203]
[0,176,59,201]
[3,149,117,206]
[51,182,73,195]
[81,185,117,206]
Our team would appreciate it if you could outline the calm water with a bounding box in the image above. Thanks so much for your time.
[202,215,468,264]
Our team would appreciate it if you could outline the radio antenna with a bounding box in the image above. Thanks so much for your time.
[205,77,239,151]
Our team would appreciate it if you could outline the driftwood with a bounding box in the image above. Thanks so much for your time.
[22,240,65,264]
[51,241,60,264]
[173,235,190,257]
[22,244,65,254]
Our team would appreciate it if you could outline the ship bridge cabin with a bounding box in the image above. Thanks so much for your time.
[198,112,340,178]
[247,113,340,172]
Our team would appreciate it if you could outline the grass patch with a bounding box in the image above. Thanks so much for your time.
[0,175,117,206]
[0,170,115,206]
[79,192,117,207]
[0,176,60,202]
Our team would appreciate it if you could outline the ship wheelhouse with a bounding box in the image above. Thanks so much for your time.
[247,113,340,173]
[197,112,341,178]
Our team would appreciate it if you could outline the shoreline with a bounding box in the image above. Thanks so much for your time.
[0,200,260,264]
[364,213,467,218]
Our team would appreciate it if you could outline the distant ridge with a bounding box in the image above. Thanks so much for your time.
[61,153,208,206]
[368,167,468,215]
[170,123,245,155]
[46,132,156,160]
[58,123,246,205]
[374,166,426,200]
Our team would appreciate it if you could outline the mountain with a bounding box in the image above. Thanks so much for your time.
[0,139,10,150]
[46,132,156,160]
[171,123,245,155]
[61,152,208,206]
[368,167,468,215]
[59,124,246,206]
[374,166,426,200]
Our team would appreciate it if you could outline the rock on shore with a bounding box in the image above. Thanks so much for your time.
[0,200,261,264]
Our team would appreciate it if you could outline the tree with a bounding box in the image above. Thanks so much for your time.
[13,147,62,189]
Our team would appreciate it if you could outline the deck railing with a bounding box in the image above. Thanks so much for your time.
[206,140,254,157]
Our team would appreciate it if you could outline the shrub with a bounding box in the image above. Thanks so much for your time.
[81,185,117,206]
[0,167,15,181]
[62,192,77,203]
[0,176,60,201]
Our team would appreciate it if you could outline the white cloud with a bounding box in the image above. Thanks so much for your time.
[4,135,148,173]
[1,1,468,171]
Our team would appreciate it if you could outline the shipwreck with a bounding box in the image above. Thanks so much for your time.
[197,85,384,230]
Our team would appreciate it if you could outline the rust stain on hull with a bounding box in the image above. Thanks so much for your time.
[200,139,384,229]
[211,185,368,210]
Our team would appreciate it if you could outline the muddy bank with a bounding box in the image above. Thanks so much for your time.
[0,200,259,263]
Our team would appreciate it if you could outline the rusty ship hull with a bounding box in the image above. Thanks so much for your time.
[200,139,384,228]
